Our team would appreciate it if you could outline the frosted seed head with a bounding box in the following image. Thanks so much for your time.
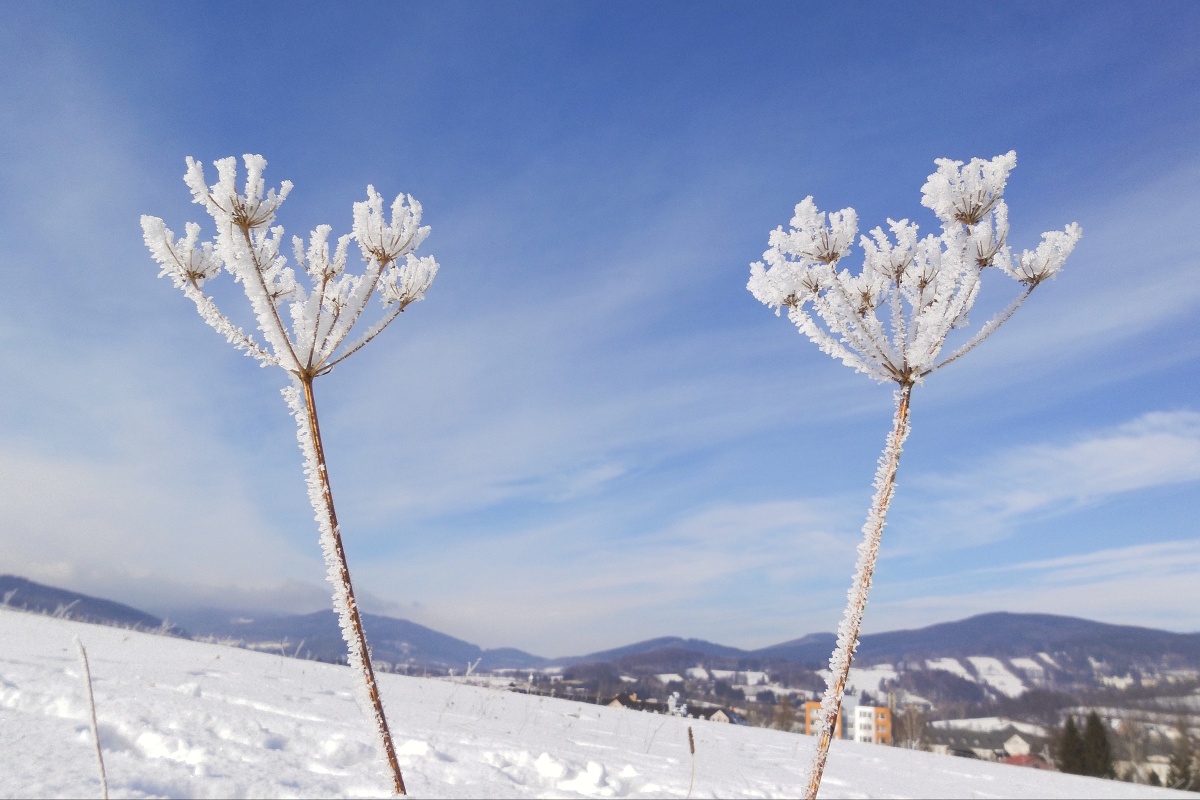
[141,216,222,288]
[775,197,858,265]
[242,154,268,204]
[750,149,1079,384]
[185,154,291,230]
[379,253,439,307]
[861,219,920,283]
[211,156,239,216]
[748,254,820,312]
[225,155,291,230]
[353,187,429,266]
[921,151,1017,226]
[825,208,859,263]
[969,200,1010,268]
[183,157,217,214]
[149,154,438,374]
[1014,223,1082,285]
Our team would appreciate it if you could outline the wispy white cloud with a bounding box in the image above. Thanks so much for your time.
[867,539,1200,634]
[895,410,1200,547]
[354,498,854,655]
[0,442,315,605]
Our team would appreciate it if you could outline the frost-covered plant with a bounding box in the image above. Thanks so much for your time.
[748,152,1080,798]
[143,155,438,796]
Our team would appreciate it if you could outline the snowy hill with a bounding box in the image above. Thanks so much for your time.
[563,637,751,668]
[757,612,1200,668]
[13,575,1200,691]
[0,575,181,635]
[173,608,548,671]
[1,608,1185,799]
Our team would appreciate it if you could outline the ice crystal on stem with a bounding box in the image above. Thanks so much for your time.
[143,155,439,796]
[748,152,1080,799]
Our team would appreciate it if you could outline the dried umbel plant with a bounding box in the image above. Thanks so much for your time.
[143,154,439,795]
[748,152,1080,798]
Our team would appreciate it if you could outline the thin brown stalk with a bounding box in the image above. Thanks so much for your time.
[686,726,696,799]
[805,385,912,799]
[75,637,109,800]
[299,376,406,796]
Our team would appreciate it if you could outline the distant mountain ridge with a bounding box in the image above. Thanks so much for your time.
[560,636,749,668]
[5,575,1200,682]
[0,574,183,635]
[560,613,1200,672]
[177,608,549,671]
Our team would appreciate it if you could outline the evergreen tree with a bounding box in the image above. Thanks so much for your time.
[1056,716,1086,775]
[1168,725,1194,791]
[1148,770,1162,787]
[1081,711,1115,778]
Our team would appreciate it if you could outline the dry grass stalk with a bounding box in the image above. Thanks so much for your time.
[75,637,109,800]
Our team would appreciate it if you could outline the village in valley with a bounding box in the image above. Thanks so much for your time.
[438,651,1200,786]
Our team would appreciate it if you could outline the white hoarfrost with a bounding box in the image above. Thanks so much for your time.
[1,610,1181,799]
[826,664,899,697]
[281,383,374,718]
[142,155,437,377]
[748,152,1081,798]
[143,155,438,794]
[748,152,1081,386]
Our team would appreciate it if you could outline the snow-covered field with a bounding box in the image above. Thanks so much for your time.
[0,609,1184,799]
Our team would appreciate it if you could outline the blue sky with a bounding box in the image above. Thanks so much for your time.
[1,2,1198,657]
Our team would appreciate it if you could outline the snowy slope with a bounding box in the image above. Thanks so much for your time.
[924,657,974,682]
[0,609,1185,799]
[965,657,1026,698]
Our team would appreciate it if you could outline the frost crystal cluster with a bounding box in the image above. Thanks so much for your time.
[748,152,1080,799]
[142,155,437,375]
[749,151,1080,385]
[143,155,438,796]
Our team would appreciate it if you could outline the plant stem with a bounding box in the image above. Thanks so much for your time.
[299,376,406,796]
[75,637,108,800]
[805,384,912,800]
[687,726,696,799]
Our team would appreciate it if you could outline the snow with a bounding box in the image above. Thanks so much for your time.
[930,717,1050,738]
[848,664,898,696]
[925,658,975,682]
[1009,657,1045,679]
[819,665,898,697]
[1038,652,1061,669]
[966,657,1026,699]
[1,609,1182,799]
[741,671,768,686]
